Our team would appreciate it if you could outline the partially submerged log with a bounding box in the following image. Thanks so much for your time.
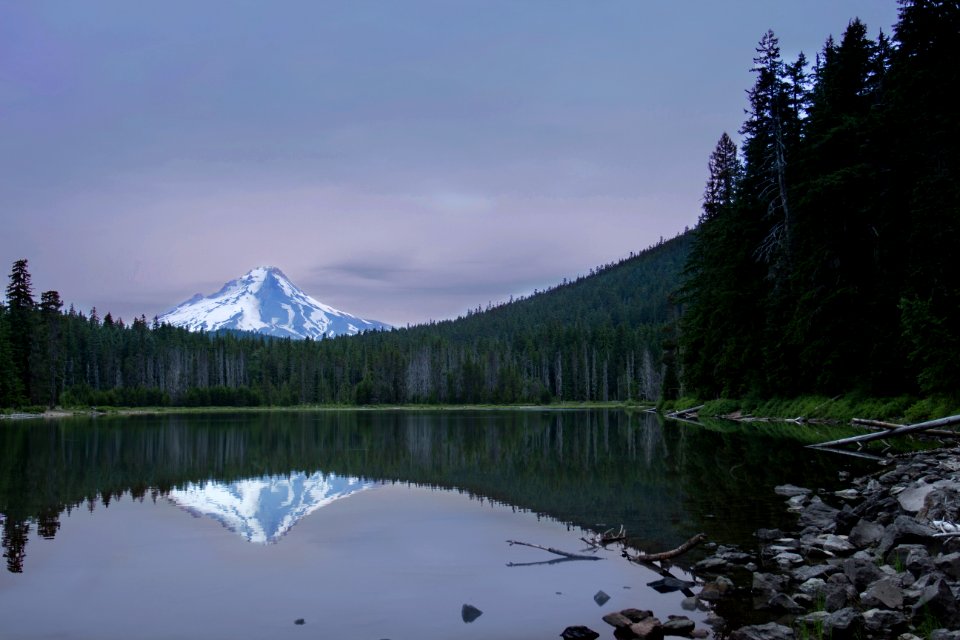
[622,533,707,564]
[667,404,704,418]
[852,418,960,439]
[810,414,960,449]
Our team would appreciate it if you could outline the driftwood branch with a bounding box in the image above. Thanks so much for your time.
[581,525,626,548]
[622,533,707,564]
[506,540,601,562]
[810,414,960,449]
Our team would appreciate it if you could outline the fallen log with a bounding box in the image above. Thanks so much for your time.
[810,414,960,449]
[506,540,601,561]
[667,404,704,418]
[622,532,707,564]
[852,418,960,438]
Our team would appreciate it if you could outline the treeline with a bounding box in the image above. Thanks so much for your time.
[680,0,960,400]
[0,233,690,408]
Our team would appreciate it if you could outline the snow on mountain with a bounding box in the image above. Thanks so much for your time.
[167,471,374,543]
[157,266,391,339]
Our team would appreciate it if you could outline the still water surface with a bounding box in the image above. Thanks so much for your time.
[0,410,872,639]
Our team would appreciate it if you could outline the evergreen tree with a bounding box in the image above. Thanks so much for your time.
[5,259,35,404]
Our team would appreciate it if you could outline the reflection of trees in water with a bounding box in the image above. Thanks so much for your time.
[0,411,869,573]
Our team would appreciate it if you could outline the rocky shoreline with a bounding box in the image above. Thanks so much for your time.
[704,445,959,640]
[563,445,960,640]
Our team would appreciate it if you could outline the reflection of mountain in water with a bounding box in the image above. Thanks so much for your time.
[168,472,372,543]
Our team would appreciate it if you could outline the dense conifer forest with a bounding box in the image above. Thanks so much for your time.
[1,0,956,410]
[680,0,959,400]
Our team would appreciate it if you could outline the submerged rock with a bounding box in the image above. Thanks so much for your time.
[775,485,812,497]
[662,616,695,637]
[561,626,600,640]
[461,604,483,623]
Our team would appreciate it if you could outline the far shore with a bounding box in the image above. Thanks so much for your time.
[0,401,652,420]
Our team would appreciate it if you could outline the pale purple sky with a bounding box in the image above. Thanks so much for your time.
[0,1,898,326]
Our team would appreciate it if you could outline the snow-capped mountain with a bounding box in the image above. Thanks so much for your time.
[167,471,374,543]
[158,266,390,339]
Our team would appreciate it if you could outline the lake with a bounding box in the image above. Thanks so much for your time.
[0,409,874,639]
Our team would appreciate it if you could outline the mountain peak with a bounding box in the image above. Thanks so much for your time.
[158,267,391,339]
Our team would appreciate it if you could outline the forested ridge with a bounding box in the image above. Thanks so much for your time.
[2,0,956,410]
[680,0,959,400]
[0,233,691,408]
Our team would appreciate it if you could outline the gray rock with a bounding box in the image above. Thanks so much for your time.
[934,551,960,580]
[703,612,725,628]
[730,622,794,640]
[796,611,829,625]
[862,608,907,632]
[718,550,753,564]
[561,626,600,640]
[814,534,856,556]
[691,630,709,639]
[877,515,936,558]
[699,576,733,601]
[752,572,789,599]
[602,612,633,629]
[294,618,305,625]
[897,482,940,513]
[912,578,959,627]
[773,552,804,569]
[799,497,840,532]
[647,577,696,593]
[917,484,960,523]
[823,583,855,612]
[849,519,884,548]
[823,607,862,640]
[792,563,837,582]
[905,546,935,577]
[786,495,808,510]
[756,528,783,542]
[628,617,664,640]
[621,609,653,623]
[930,631,960,640]
[775,484,812,497]
[766,593,804,613]
[834,488,860,500]
[798,577,827,597]
[888,543,927,568]
[861,576,905,609]
[693,556,728,572]
[843,557,884,590]
[663,616,696,637]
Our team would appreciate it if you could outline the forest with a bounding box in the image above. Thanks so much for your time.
[1,0,956,409]
[680,0,959,400]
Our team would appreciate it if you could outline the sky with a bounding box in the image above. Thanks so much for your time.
[0,1,900,327]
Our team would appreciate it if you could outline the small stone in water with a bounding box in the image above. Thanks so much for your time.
[294,618,305,625]
[593,590,611,605]
[461,604,483,623]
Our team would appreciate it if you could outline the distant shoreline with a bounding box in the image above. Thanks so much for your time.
[0,401,651,420]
